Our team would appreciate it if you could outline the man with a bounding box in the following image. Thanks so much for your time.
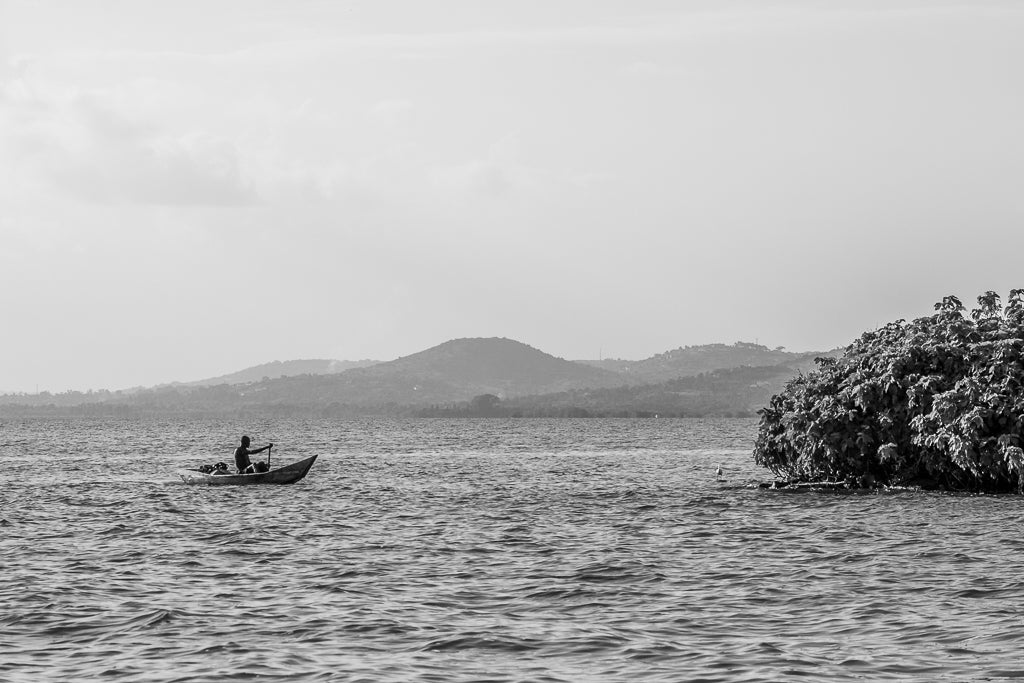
[235,435,273,474]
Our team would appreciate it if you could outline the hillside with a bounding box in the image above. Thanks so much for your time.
[421,362,809,418]
[231,337,628,408]
[0,338,838,417]
[0,337,627,415]
[577,342,837,382]
[353,337,625,395]
[182,359,379,386]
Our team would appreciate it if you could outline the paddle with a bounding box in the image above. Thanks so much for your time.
[267,444,272,471]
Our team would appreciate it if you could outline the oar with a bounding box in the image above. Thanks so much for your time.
[267,444,272,470]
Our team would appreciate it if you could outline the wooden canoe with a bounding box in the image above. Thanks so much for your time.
[177,454,318,486]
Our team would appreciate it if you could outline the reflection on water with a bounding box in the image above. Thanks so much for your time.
[2,417,1023,681]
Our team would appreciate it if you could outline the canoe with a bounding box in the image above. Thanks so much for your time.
[177,454,318,486]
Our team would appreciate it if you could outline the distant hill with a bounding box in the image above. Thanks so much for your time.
[576,342,838,382]
[182,359,379,387]
[239,337,628,407]
[354,337,625,395]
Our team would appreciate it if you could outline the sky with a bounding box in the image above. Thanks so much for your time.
[1,0,1023,392]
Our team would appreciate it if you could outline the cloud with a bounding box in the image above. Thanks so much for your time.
[366,98,414,125]
[430,160,512,199]
[1,77,257,206]
[428,134,545,200]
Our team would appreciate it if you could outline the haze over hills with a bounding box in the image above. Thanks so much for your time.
[177,340,833,389]
[0,338,840,416]
[178,359,380,387]
[577,342,833,382]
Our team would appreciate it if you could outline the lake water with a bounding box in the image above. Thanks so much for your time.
[2,417,1024,682]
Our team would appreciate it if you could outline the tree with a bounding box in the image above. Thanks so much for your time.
[469,393,501,415]
[753,290,1024,492]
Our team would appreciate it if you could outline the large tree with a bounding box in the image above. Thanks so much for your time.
[754,290,1024,492]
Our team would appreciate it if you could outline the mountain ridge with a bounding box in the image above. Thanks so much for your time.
[575,342,836,382]
[0,337,839,416]
[176,339,835,389]
[177,358,380,387]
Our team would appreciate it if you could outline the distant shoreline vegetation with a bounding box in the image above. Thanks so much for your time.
[413,366,785,418]
[416,393,698,419]
[755,291,1024,493]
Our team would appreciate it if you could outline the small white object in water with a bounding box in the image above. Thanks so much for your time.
[715,466,723,478]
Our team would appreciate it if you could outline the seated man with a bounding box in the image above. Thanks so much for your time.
[234,435,273,474]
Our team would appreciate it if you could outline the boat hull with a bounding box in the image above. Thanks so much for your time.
[177,454,318,486]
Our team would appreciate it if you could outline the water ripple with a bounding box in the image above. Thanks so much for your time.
[3,417,1024,681]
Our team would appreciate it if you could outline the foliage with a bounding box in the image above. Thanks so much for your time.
[753,291,1024,492]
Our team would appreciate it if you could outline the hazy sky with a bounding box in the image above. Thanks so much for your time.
[2,0,1022,391]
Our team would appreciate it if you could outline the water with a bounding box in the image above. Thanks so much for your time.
[3,417,1024,682]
